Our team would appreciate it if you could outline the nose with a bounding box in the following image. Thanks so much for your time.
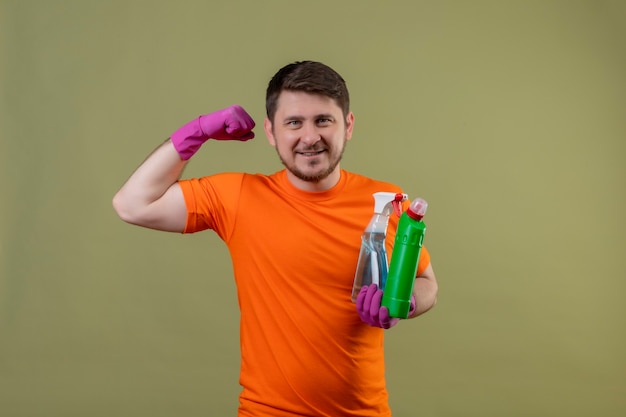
[300,123,321,146]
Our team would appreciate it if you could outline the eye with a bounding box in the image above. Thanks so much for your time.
[285,120,301,127]
[317,117,333,126]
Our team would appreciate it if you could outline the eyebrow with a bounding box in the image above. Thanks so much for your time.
[282,113,336,122]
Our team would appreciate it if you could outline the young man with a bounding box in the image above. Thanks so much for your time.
[113,61,438,416]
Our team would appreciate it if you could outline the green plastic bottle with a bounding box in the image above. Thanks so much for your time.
[382,197,428,319]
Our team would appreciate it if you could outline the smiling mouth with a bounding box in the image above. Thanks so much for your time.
[297,150,326,157]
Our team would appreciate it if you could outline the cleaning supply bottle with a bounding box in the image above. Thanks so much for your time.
[351,192,407,302]
[382,197,428,318]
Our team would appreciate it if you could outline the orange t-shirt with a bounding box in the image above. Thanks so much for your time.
[179,169,430,417]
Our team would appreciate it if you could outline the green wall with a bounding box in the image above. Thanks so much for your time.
[1,1,625,416]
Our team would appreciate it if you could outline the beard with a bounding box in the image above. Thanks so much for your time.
[276,139,347,183]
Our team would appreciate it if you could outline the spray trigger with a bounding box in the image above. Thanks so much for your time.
[392,193,407,217]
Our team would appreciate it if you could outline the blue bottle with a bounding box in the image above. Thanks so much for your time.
[351,192,407,302]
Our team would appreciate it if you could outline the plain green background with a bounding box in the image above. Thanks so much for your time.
[1,1,625,416]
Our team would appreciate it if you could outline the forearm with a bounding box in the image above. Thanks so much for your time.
[408,263,438,318]
[112,139,188,231]
[118,139,185,202]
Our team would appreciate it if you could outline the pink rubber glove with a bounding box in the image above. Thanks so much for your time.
[170,105,255,160]
[356,284,416,329]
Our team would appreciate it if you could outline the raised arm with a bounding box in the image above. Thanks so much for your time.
[112,105,256,232]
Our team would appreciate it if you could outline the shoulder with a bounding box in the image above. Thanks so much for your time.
[182,172,260,188]
[180,172,282,199]
[342,170,403,193]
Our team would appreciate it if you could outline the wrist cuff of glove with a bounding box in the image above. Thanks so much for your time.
[170,117,209,160]
[408,295,417,317]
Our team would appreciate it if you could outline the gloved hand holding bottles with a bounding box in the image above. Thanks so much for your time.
[356,284,416,329]
[354,194,428,327]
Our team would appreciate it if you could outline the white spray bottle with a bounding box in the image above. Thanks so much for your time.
[351,192,407,302]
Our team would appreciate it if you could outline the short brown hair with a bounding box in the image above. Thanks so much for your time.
[265,61,350,122]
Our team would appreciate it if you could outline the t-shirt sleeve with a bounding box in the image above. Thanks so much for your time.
[177,173,244,240]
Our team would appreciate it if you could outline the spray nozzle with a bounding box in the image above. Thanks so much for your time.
[391,193,405,217]
[373,192,408,216]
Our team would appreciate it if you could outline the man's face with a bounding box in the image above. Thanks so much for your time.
[264,90,354,191]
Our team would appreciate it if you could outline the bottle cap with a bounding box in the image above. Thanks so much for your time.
[406,198,428,220]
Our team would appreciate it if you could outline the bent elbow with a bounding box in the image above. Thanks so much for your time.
[112,191,138,225]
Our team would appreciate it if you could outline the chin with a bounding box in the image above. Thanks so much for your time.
[299,167,337,182]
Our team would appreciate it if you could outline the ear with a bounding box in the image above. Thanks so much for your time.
[264,118,276,147]
[345,111,355,141]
